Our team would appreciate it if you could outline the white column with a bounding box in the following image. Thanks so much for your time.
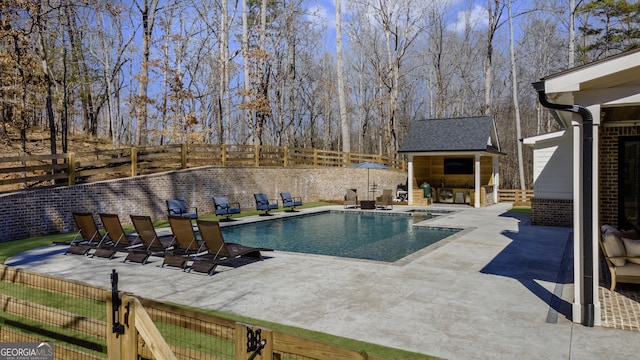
[572,120,583,323]
[407,155,414,205]
[492,155,499,204]
[474,154,481,208]
[589,104,601,326]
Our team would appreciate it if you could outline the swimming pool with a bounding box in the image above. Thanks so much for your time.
[221,211,461,262]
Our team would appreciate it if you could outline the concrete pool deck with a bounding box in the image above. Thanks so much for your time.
[6,203,640,359]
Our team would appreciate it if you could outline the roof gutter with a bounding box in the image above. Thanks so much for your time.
[532,81,595,327]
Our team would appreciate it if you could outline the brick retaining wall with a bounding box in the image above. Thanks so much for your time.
[0,166,406,242]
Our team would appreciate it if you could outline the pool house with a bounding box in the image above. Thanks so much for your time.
[398,116,506,208]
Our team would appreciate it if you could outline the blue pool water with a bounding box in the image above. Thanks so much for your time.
[221,211,460,262]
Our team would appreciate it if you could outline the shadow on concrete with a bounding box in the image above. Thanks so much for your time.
[481,211,574,321]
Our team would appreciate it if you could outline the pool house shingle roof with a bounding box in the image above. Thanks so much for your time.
[398,116,504,155]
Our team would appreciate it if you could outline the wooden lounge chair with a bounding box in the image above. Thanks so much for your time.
[166,198,198,219]
[190,219,272,275]
[375,189,394,210]
[344,189,358,209]
[254,193,278,215]
[66,212,105,255]
[280,192,302,212]
[127,215,176,265]
[213,196,241,221]
[95,213,142,258]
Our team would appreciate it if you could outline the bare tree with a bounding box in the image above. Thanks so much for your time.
[134,0,161,146]
[336,0,350,153]
[507,0,525,190]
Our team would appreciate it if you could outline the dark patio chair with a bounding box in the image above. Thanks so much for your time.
[166,215,207,270]
[280,192,302,212]
[166,198,198,219]
[126,215,176,265]
[66,212,105,256]
[254,193,278,215]
[95,213,142,258]
[189,219,272,275]
[213,196,241,221]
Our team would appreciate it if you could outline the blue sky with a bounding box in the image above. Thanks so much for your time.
[304,0,491,50]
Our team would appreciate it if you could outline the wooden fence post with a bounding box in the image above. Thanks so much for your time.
[67,152,76,186]
[283,146,289,167]
[313,149,318,167]
[131,147,138,177]
[235,323,273,360]
[254,146,260,167]
[181,144,187,169]
[221,144,227,166]
[120,295,139,360]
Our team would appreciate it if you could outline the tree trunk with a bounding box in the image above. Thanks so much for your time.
[135,0,159,146]
[508,0,525,190]
[336,0,350,153]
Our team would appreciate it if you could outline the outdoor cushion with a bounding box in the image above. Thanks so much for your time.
[614,262,640,277]
[622,237,640,265]
[602,230,627,266]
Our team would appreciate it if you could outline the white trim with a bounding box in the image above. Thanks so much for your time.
[407,155,414,205]
[474,154,481,208]
[589,104,602,326]
[523,131,567,145]
[572,120,582,323]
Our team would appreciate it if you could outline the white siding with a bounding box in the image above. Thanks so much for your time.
[532,134,573,200]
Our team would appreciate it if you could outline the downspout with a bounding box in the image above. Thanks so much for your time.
[532,81,594,327]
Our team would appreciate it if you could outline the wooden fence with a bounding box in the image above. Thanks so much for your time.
[0,144,404,192]
[498,189,534,205]
[0,265,393,360]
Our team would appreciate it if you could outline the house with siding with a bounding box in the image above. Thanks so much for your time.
[526,49,640,326]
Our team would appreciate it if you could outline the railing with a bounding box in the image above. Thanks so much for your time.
[498,189,534,205]
[0,144,404,193]
[0,265,392,360]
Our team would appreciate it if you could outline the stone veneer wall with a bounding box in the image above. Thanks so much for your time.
[0,166,406,242]
[531,198,573,227]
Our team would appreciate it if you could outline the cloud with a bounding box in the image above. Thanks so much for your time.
[448,4,489,33]
[307,2,335,31]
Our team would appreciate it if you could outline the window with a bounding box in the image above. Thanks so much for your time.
[619,137,640,230]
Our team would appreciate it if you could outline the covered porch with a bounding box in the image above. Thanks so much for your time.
[399,116,506,208]
[533,49,640,326]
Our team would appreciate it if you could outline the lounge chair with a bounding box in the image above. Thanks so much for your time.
[344,189,358,209]
[95,213,142,258]
[127,215,176,265]
[168,215,205,265]
[190,219,272,275]
[213,196,241,221]
[280,192,302,212]
[375,189,394,210]
[254,193,278,215]
[66,212,105,255]
[166,198,198,219]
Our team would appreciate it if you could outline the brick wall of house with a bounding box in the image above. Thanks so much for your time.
[0,166,406,242]
[599,125,640,228]
[531,198,573,227]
